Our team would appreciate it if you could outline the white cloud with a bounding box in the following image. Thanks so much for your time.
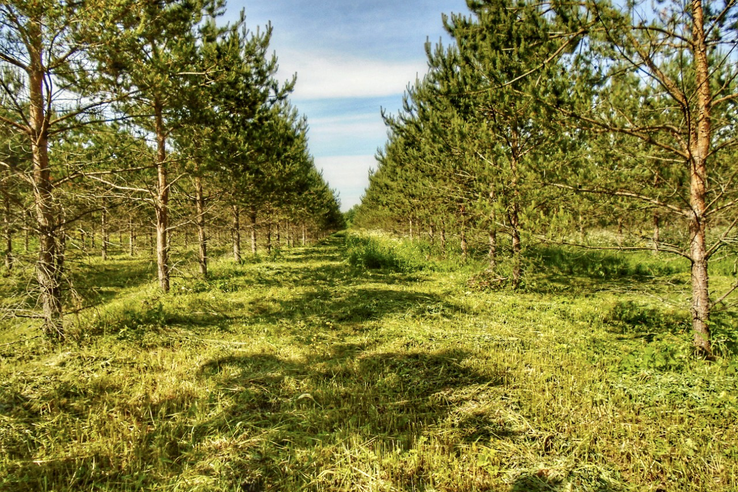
[315,155,377,210]
[279,49,427,100]
[315,155,375,189]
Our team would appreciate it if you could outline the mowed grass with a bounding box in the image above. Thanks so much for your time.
[1,232,737,491]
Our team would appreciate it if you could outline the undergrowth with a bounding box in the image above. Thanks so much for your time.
[0,231,736,491]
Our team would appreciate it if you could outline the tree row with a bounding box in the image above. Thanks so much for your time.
[354,0,738,357]
[0,0,343,341]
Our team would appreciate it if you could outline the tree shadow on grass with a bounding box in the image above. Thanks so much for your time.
[510,470,621,492]
[70,257,156,305]
[191,346,507,489]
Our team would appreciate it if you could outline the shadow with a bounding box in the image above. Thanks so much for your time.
[185,347,506,489]
[510,470,621,492]
[521,245,690,296]
[510,473,565,492]
[70,256,156,305]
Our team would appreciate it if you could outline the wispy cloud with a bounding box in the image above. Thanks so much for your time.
[279,49,427,100]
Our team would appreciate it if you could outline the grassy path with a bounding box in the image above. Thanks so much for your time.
[1,233,737,491]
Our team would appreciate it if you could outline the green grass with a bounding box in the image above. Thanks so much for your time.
[1,232,737,491]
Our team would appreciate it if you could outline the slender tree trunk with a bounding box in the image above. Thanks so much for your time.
[101,198,109,261]
[409,218,414,240]
[460,207,468,261]
[250,209,257,255]
[266,220,272,254]
[194,171,207,277]
[128,217,135,257]
[510,206,521,289]
[488,187,496,271]
[3,182,12,271]
[232,204,241,263]
[428,224,435,247]
[652,212,660,254]
[154,99,170,293]
[688,0,712,357]
[24,223,29,253]
[617,217,624,248]
[28,21,64,340]
[301,222,306,246]
[276,222,281,248]
[509,153,522,289]
[440,221,447,257]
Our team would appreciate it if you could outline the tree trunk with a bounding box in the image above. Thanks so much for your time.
[510,205,521,289]
[440,221,447,257]
[617,217,624,248]
[129,217,135,257]
[29,21,64,340]
[488,187,496,272]
[409,218,414,240]
[154,99,170,292]
[688,0,712,358]
[460,207,468,261]
[301,222,306,246]
[276,222,281,248]
[232,204,241,263]
[250,209,257,255]
[194,172,207,277]
[101,198,109,261]
[652,211,660,254]
[266,220,272,254]
[2,181,12,271]
[509,154,522,290]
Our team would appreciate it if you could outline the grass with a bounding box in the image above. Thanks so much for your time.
[1,231,737,491]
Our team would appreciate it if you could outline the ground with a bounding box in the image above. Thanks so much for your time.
[1,233,737,491]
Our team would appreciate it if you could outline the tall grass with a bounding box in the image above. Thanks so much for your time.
[0,232,736,491]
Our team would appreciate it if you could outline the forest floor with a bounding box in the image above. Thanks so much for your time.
[1,232,737,491]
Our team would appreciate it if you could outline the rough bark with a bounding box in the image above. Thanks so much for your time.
[28,19,64,340]
[688,0,712,357]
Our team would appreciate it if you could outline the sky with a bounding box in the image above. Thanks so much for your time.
[225,0,469,211]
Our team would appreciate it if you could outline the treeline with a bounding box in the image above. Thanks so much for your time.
[354,0,738,357]
[0,1,343,341]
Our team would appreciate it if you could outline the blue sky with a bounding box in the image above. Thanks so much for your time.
[225,0,469,211]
